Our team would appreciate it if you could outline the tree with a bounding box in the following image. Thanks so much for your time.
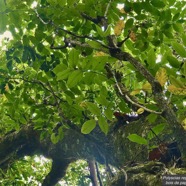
[0,0,186,185]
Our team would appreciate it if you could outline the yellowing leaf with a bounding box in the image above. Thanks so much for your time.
[130,89,141,96]
[114,20,125,36]
[155,68,167,86]
[137,108,144,114]
[79,101,87,108]
[168,85,186,95]
[129,31,137,42]
[142,82,152,92]
[182,118,186,130]
[5,84,9,92]
[120,8,127,14]
[94,51,107,56]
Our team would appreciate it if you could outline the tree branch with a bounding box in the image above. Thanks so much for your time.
[104,0,112,17]
[105,63,161,114]
[109,50,186,154]
[88,160,99,186]
[42,159,73,186]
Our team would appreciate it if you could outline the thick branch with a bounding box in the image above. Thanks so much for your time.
[88,160,99,186]
[0,125,40,167]
[42,159,73,186]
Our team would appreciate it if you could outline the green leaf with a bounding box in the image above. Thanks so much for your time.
[127,134,148,145]
[181,33,186,46]
[173,13,180,21]
[168,0,175,6]
[147,48,156,67]
[96,25,111,37]
[104,25,111,37]
[147,123,165,140]
[98,116,109,135]
[86,102,101,116]
[67,70,83,88]
[96,25,105,37]
[125,18,134,30]
[95,95,109,106]
[104,108,113,121]
[172,41,186,58]
[53,63,66,75]
[133,3,142,14]
[51,133,59,144]
[87,41,103,49]
[68,49,80,68]
[183,62,186,77]
[147,113,158,123]
[22,50,29,63]
[173,23,183,33]
[123,5,132,13]
[0,0,6,12]
[67,0,76,6]
[167,55,181,68]
[164,30,174,39]
[56,69,72,81]
[118,100,130,113]
[0,14,8,33]
[81,119,96,134]
[151,0,165,8]
[58,0,67,6]
[0,0,7,33]
[37,43,44,53]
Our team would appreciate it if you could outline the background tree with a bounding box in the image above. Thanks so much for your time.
[0,0,186,185]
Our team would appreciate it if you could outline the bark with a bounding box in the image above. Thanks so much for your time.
[88,160,99,186]
[0,116,185,185]
[0,124,115,185]
[42,159,74,186]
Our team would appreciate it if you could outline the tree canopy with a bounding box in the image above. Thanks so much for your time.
[0,0,186,185]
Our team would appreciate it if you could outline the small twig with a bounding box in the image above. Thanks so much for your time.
[81,12,108,31]
[125,94,162,114]
[9,77,51,94]
[46,81,61,107]
[57,27,96,40]
[149,128,163,143]
[9,77,63,104]
[61,38,109,53]
[117,31,131,47]
[104,0,112,17]
[50,41,68,50]
[35,10,110,52]
[105,63,162,114]
[95,162,103,186]
[113,73,162,114]
[34,9,51,25]
[167,93,172,105]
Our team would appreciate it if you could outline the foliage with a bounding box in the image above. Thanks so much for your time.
[62,160,94,186]
[0,156,51,185]
[0,157,104,186]
[0,0,185,185]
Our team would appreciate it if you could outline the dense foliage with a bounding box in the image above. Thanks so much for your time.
[0,0,185,185]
